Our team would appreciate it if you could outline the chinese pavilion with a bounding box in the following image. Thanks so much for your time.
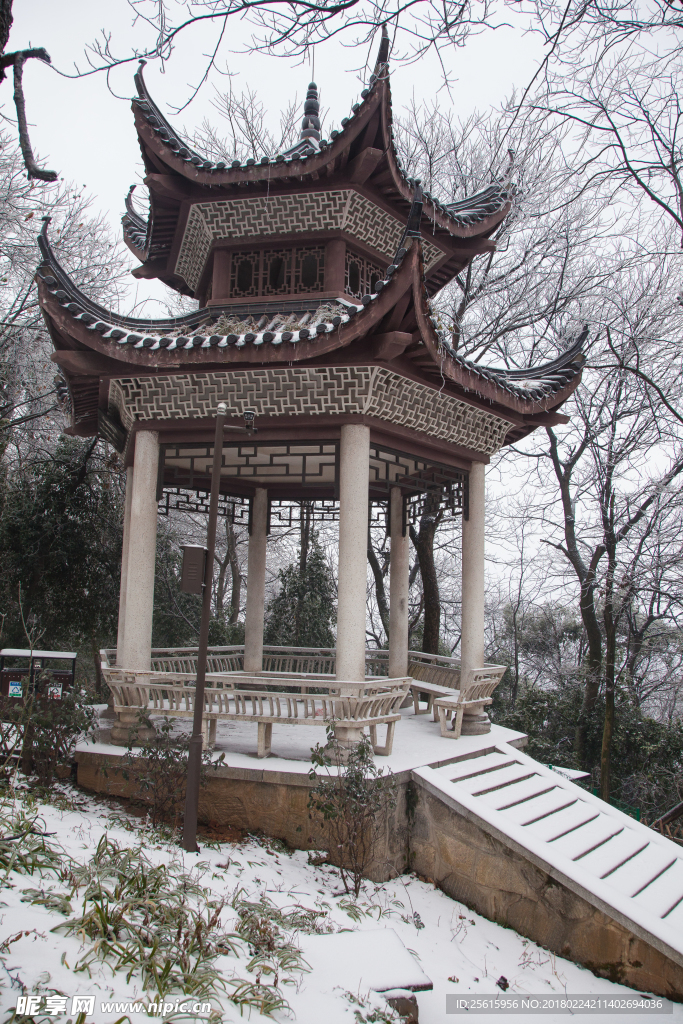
[36,32,584,706]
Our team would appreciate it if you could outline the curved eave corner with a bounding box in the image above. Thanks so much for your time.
[129,45,511,248]
[377,79,512,244]
[36,221,420,369]
[36,218,585,447]
[130,58,384,189]
[121,185,149,261]
[410,242,585,421]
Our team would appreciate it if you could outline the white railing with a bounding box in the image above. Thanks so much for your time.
[101,645,508,703]
[102,645,466,678]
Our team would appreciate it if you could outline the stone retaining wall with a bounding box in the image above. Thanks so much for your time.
[408,778,683,1000]
[75,749,683,1000]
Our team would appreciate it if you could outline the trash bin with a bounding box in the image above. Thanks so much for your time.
[0,649,77,704]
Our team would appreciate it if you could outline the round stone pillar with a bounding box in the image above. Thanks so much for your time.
[116,465,134,666]
[461,462,486,675]
[388,486,409,679]
[244,488,268,673]
[336,424,370,683]
[461,460,488,734]
[120,431,159,672]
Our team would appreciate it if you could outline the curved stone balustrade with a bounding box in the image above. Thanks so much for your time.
[100,645,505,749]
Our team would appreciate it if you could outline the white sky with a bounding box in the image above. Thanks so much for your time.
[9,0,544,313]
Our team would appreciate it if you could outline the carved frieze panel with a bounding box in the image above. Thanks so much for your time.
[174,190,443,291]
[109,367,512,455]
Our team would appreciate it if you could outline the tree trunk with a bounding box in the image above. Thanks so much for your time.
[215,550,228,619]
[600,630,616,802]
[410,492,442,654]
[546,428,605,767]
[511,606,520,705]
[367,528,390,640]
[0,0,13,56]
[91,634,102,699]
[294,501,312,641]
[600,494,618,802]
[227,517,241,624]
[575,567,604,766]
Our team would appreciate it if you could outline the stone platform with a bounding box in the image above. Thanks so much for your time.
[75,707,526,866]
[79,705,527,779]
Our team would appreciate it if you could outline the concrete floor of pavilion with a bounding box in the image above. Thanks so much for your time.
[83,704,527,777]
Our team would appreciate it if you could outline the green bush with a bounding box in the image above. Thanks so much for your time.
[120,716,219,828]
[493,678,683,818]
[0,671,96,788]
[308,731,396,897]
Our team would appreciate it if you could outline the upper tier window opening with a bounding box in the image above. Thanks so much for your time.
[345,249,385,299]
[228,245,325,299]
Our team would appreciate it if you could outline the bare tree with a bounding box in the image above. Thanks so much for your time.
[537,48,683,246]
[80,1,499,101]
[188,85,300,163]
[0,0,57,181]
[0,131,128,456]
[504,243,683,793]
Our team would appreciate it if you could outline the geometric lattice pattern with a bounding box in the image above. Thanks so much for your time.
[228,246,326,298]
[174,190,443,290]
[162,442,338,489]
[109,367,512,455]
[230,251,260,297]
[158,487,251,522]
[345,249,385,300]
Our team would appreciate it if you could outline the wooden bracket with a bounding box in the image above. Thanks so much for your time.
[348,147,384,184]
[368,331,412,360]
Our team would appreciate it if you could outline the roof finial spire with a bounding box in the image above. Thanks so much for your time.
[300,81,321,142]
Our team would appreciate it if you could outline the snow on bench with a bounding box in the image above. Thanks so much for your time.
[414,744,683,968]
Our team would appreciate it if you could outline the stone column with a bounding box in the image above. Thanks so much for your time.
[116,466,134,666]
[460,460,488,733]
[244,487,268,673]
[388,486,409,679]
[336,423,370,684]
[120,431,159,672]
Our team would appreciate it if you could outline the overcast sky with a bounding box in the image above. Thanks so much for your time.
[9,0,543,313]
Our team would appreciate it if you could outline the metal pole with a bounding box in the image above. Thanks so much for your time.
[183,402,227,852]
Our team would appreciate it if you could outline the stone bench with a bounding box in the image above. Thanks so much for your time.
[409,681,460,718]
[107,679,410,758]
[432,665,507,738]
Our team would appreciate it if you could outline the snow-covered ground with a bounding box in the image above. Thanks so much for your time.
[2,785,680,1024]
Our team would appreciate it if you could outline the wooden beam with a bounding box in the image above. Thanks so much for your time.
[525,411,570,426]
[368,332,412,361]
[144,173,190,201]
[131,259,168,281]
[50,350,132,376]
[348,147,384,185]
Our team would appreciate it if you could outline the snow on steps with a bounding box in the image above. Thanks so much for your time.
[413,743,683,969]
